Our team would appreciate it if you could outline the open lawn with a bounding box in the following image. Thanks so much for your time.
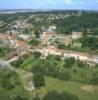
[21,56,35,71]
[44,77,98,100]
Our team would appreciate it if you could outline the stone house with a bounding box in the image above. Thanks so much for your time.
[41,31,57,45]
[72,32,83,39]
[93,56,98,64]
[56,34,72,46]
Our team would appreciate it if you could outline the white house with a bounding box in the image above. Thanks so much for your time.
[48,25,56,31]
[18,34,31,40]
[93,56,98,64]
[72,32,83,39]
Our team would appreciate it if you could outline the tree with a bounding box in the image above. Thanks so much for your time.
[33,73,45,89]
[29,38,40,46]
[64,57,75,68]
[10,57,23,68]
[0,79,15,90]
[14,95,28,100]
[33,97,40,100]
[77,60,85,68]
[33,52,41,58]
[90,71,98,85]
[90,77,98,85]
[0,70,17,90]
[83,28,87,37]
[32,64,44,74]
[34,30,40,38]
[59,70,71,81]
[57,43,67,50]
[43,91,79,100]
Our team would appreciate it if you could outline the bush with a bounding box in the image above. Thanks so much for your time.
[33,97,40,100]
[64,57,75,68]
[11,57,23,68]
[14,95,28,100]
[33,73,45,89]
[29,38,40,46]
[43,91,79,100]
[59,70,71,81]
[33,52,41,58]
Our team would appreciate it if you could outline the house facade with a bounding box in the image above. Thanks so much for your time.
[56,34,72,45]
[41,31,57,45]
[72,32,83,39]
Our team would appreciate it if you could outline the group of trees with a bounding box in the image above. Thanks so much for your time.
[0,47,14,58]
[32,55,86,83]
[0,69,31,100]
[14,95,28,100]
[43,91,79,100]
[0,69,20,90]
[90,70,98,85]
[80,36,98,50]
[29,38,40,46]
[54,13,98,34]
[1,11,98,35]
[31,54,96,83]
[33,73,45,89]
[0,68,80,100]
[57,36,98,53]
[11,57,23,68]
[28,11,98,35]
[0,14,20,32]
[34,91,78,100]
[10,51,98,85]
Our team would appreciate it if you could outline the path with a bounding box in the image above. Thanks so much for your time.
[0,58,35,92]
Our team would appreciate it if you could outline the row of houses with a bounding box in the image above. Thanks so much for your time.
[0,34,19,48]
[31,46,98,64]
[0,33,29,58]
[6,19,33,35]
[41,31,83,45]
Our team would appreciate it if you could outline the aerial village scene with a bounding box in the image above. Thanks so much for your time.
[0,0,98,100]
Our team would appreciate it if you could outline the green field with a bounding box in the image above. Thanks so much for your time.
[10,54,98,100]
[0,69,31,100]
[0,47,15,58]
[1,63,98,100]
[44,77,98,100]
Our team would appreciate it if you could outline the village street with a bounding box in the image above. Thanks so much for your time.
[0,33,98,64]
